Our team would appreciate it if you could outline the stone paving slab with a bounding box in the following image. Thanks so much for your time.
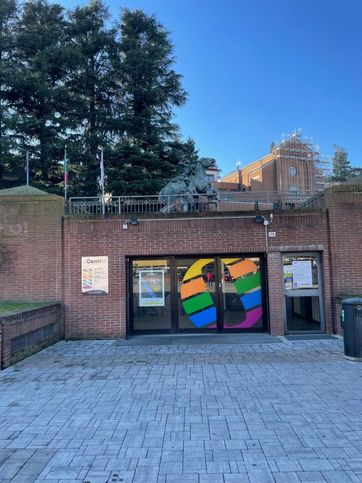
[0,338,361,482]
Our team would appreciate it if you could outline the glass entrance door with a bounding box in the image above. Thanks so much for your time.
[131,259,172,332]
[129,255,266,334]
[221,257,264,330]
[177,258,218,330]
[283,253,324,333]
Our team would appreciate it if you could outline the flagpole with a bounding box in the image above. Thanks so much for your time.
[26,151,29,186]
[100,148,105,215]
[64,146,68,200]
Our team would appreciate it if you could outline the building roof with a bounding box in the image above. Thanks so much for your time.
[220,153,274,182]
[275,135,313,151]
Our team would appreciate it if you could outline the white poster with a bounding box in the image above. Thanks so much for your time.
[82,256,109,294]
[292,260,313,288]
[139,270,165,307]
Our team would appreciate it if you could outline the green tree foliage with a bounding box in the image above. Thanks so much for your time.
[108,9,188,195]
[0,0,17,187]
[66,0,120,195]
[0,0,193,195]
[331,146,361,182]
[9,0,71,191]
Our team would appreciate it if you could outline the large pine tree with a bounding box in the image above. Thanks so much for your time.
[65,0,120,196]
[0,1,193,196]
[108,9,188,195]
[331,146,353,182]
[8,0,71,191]
[0,0,17,187]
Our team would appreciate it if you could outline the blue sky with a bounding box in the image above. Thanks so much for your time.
[55,0,362,174]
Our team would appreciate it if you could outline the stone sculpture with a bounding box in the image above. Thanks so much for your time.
[158,157,218,212]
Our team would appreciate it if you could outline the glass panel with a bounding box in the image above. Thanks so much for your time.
[177,258,217,330]
[283,255,319,290]
[132,259,171,331]
[222,257,263,330]
[286,295,321,331]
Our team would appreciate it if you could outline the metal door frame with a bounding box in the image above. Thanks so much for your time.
[128,253,268,335]
[127,255,174,335]
[283,252,325,334]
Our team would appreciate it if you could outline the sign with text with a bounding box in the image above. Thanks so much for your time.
[292,260,313,288]
[139,269,165,307]
[82,256,109,294]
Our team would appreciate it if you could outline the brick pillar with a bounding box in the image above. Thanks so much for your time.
[267,251,285,335]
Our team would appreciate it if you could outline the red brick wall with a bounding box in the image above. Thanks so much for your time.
[215,181,244,191]
[326,186,362,332]
[2,185,361,340]
[0,195,64,302]
[266,252,284,335]
[63,210,331,338]
[0,303,61,369]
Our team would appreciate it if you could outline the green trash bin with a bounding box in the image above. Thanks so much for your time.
[341,298,362,361]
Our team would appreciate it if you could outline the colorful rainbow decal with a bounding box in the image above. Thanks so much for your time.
[180,258,262,329]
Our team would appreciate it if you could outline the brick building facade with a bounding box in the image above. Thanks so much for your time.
[220,135,322,195]
[0,184,361,339]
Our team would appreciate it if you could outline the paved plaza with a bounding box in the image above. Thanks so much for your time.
[0,336,361,483]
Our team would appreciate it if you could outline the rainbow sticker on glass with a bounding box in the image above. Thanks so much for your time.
[181,259,216,328]
[223,258,262,329]
[180,258,262,329]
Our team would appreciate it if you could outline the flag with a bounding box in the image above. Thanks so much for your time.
[99,149,104,193]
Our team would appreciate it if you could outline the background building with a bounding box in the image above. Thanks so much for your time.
[219,132,327,195]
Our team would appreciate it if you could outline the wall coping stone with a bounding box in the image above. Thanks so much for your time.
[0,302,61,325]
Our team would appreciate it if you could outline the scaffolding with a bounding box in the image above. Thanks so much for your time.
[272,130,331,195]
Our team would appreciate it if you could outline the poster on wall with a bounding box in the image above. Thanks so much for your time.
[292,260,313,288]
[82,256,109,294]
[283,265,293,290]
[139,270,165,307]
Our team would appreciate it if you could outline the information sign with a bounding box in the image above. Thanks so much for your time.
[292,260,313,288]
[81,256,109,294]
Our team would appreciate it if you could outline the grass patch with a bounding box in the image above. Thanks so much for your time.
[0,301,51,316]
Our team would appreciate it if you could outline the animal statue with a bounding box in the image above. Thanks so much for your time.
[158,157,218,212]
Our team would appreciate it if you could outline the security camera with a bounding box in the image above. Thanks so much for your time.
[128,218,139,225]
[255,214,273,226]
[255,215,265,224]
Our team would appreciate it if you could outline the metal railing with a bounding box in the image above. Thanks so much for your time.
[10,323,58,357]
[68,190,325,216]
